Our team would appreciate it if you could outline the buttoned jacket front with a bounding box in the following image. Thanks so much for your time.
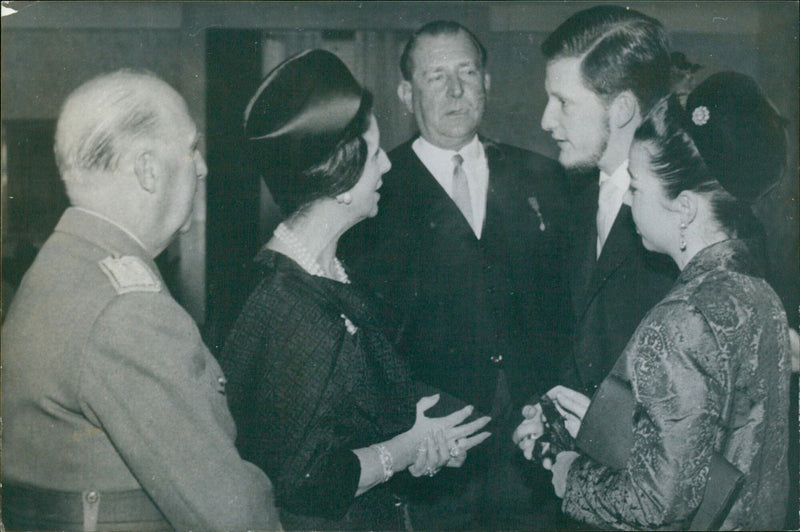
[341,137,572,415]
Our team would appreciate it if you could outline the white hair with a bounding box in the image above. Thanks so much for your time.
[54,69,177,185]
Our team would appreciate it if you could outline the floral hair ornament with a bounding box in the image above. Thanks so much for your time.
[691,105,710,126]
[685,72,788,202]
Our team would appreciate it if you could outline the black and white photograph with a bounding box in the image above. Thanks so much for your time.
[2,2,798,530]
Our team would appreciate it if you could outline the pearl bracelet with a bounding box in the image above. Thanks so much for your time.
[370,444,394,482]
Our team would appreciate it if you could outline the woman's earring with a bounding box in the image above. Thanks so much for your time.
[337,192,352,205]
[679,222,687,252]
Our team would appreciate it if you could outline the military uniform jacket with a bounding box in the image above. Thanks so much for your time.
[340,138,572,415]
[1,208,279,531]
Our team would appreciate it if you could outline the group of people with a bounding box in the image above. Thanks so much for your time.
[1,4,793,532]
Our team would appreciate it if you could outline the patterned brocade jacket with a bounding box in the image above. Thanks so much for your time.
[563,239,791,530]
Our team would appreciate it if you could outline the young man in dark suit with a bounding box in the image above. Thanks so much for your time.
[340,20,571,530]
[514,6,680,491]
[513,9,677,528]
[539,6,679,397]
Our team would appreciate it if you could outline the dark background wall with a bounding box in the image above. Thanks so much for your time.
[2,1,797,333]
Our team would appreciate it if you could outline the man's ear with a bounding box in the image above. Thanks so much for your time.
[133,151,157,193]
[484,72,491,94]
[397,80,414,113]
[609,90,638,129]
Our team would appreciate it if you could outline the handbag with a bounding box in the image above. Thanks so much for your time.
[575,372,744,531]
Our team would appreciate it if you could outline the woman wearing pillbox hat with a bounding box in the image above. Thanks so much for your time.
[219,49,490,531]
[519,72,792,530]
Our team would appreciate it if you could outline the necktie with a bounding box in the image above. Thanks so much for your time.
[452,154,473,227]
[596,176,616,258]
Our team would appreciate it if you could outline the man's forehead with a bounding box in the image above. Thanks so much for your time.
[545,57,589,92]
[546,57,581,78]
[413,33,481,68]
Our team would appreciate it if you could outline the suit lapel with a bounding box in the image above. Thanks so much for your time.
[483,142,508,241]
[482,140,540,245]
[569,181,599,317]
[405,144,479,241]
[578,205,639,320]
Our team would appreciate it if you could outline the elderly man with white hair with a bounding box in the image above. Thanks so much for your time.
[1,69,281,532]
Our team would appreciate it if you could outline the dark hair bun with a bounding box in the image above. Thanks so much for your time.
[685,71,786,202]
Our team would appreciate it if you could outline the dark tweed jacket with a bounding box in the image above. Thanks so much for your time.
[219,249,418,531]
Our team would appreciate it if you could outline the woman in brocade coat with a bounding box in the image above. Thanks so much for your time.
[515,72,791,530]
[219,50,491,531]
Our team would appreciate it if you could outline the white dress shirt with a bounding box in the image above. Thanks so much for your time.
[596,160,631,258]
[412,135,489,239]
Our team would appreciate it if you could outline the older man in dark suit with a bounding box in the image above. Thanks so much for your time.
[340,20,571,530]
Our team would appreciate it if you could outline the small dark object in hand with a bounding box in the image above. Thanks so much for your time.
[534,394,575,461]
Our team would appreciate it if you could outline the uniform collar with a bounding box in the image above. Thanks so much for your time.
[57,207,153,259]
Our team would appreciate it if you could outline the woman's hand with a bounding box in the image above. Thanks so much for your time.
[354,395,490,492]
[513,385,590,462]
[407,429,447,477]
[545,386,591,438]
[404,394,491,477]
[443,414,492,468]
[512,403,546,460]
[546,450,580,498]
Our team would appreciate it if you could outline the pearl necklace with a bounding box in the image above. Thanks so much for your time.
[273,222,350,284]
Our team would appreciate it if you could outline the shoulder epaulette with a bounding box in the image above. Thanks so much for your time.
[98,255,162,295]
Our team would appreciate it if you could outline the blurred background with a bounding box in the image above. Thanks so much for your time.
[2,0,797,352]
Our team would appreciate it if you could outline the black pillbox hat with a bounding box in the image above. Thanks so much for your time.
[685,71,786,202]
[244,49,366,183]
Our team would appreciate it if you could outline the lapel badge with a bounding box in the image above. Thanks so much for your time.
[527,196,547,232]
[341,314,358,335]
